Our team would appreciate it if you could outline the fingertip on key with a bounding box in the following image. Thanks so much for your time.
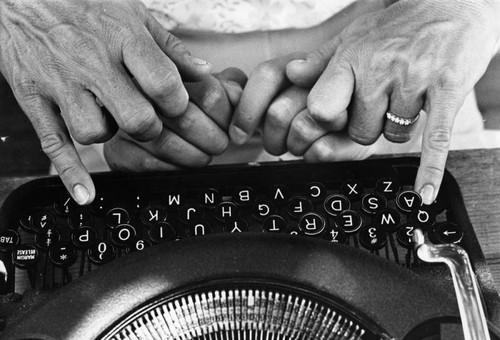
[73,184,90,205]
[419,184,435,205]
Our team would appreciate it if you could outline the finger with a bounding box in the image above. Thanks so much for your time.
[22,97,95,205]
[185,76,232,129]
[286,36,342,87]
[91,64,162,142]
[58,89,118,145]
[263,86,308,155]
[384,87,425,143]
[347,81,390,145]
[104,134,181,172]
[122,29,190,118]
[145,14,212,81]
[303,132,376,163]
[287,109,330,156]
[140,128,212,167]
[229,53,304,145]
[215,68,248,107]
[216,67,248,88]
[415,91,462,205]
[307,56,354,132]
[163,102,229,155]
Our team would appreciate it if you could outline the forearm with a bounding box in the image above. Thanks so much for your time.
[174,0,386,74]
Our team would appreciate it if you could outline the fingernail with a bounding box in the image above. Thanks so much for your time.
[229,125,248,145]
[291,59,307,64]
[191,57,211,66]
[419,184,435,205]
[73,184,90,205]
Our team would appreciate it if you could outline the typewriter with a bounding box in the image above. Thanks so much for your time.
[0,157,499,339]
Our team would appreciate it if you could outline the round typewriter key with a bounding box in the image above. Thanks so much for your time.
[18,211,34,232]
[359,225,387,251]
[127,238,152,253]
[215,202,239,221]
[374,177,401,199]
[251,200,277,221]
[298,212,326,236]
[373,208,400,233]
[198,188,222,209]
[336,210,362,234]
[224,218,249,233]
[320,226,348,245]
[432,222,463,244]
[287,197,313,219]
[396,223,416,249]
[361,193,387,215]
[262,215,287,233]
[165,192,184,211]
[13,244,39,268]
[72,226,98,249]
[148,221,176,243]
[110,224,137,247]
[49,244,77,267]
[140,206,166,226]
[105,207,130,228]
[88,241,116,265]
[54,191,78,215]
[68,209,94,229]
[409,205,436,230]
[340,179,364,201]
[35,227,61,250]
[304,182,327,202]
[323,194,350,217]
[179,204,205,224]
[0,229,20,252]
[396,190,422,213]
[233,186,256,207]
[187,221,213,237]
[30,211,56,232]
[268,185,290,206]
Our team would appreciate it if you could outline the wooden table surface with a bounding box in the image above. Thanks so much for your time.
[0,148,499,292]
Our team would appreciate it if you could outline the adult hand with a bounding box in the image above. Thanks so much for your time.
[0,0,212,204]
[103,68,247,171]
[285,0,500,204]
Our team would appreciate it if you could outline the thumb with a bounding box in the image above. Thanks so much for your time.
[286,35,342,88]
[415,93,463,205]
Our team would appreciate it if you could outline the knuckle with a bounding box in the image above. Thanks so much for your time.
[253,62,283,86]
[147,69,182,98]
[383,130,412,144]
[420,163,445,180]
[309,142,335,163]
[72,125,111,145]
[424,128,451,153]
[348,125,378,145]
[267,100,294,128]
[201,87,224,112]
[40,132,69,159]
[120,105,159,140]
[12,78,41,103]
[164,33,185,51]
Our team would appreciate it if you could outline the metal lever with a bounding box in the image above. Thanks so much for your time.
[413,229,490,340]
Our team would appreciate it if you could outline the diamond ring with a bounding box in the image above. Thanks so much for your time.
[386,112,420,126]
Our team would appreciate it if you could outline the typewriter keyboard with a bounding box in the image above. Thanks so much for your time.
[0,157,480,293]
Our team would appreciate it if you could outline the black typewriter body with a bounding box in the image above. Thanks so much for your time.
[0,157,499,339]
